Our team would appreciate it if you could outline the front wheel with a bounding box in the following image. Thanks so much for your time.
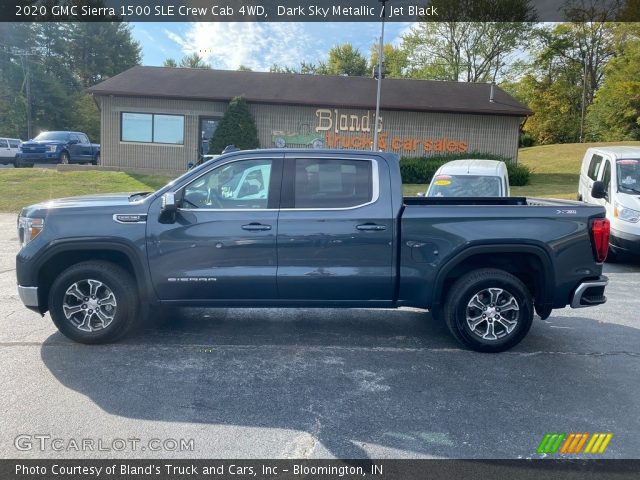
[92,153,99,165]
[48,261,139,344]
[59,151,69,164]
[443,268,533,352]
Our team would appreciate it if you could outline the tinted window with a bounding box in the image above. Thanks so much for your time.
[602,160,611,193]
[8,140,20,148]
[79,134,90,143]
[293,159,373,208]
[0,139,7,148]
[587,154,603,180]
[182,159,272,209]
[428,175,502,197]
[122,113,152,142]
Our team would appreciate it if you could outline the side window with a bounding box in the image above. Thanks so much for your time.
[182,159,272,210]
[602,160,611,193]
[70,134,81,143]
[0,139,8,148]
[80,134,90,144]
[293,158,374,208]
[8,140,20,148]
[587,154,603,180]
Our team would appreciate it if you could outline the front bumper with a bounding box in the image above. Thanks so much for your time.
[610,228,640,256]
[570,276,608,309]
[17,285,39,308]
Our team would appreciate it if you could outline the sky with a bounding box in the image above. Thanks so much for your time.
[131,22,412,70]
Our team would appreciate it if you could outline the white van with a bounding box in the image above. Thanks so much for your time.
[0,137,22,165]
[426,159,510,197]
[578,146,640,257]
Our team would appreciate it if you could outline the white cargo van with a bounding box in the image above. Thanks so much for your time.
[578,146,640,257]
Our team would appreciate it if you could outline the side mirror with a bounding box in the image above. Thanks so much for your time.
[161,192,178,213]
[187,162,194,170]
[591,181,607,200]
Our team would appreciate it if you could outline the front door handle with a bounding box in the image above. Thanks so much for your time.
[241,223,272,231]
[356,223,387,231]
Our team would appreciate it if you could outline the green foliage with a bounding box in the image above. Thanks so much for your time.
[319,44,368,76]
[519,133,535,147]
[506,163,531,186]
[178,53,210,69]
[209,97,259,154]
[369,44,409,78]
[399,153,524,185]
[162,58,178,67]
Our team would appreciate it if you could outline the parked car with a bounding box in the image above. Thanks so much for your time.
[16,131,100,168]
[427,159,510,197]
[0,137,22,166]
[16,149,610,352]
[578,146,640,258]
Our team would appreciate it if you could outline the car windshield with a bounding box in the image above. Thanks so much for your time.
[617,159,640,194]
[34,132,69,141]
[428,175,502,197]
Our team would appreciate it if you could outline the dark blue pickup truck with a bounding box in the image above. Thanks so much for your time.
[15,149,610,352]
[16,131,100,167]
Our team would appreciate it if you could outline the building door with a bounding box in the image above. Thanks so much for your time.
[199,117,219,161]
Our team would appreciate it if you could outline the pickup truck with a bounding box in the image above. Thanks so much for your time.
[16,131,100,168]
[16,149,610,352]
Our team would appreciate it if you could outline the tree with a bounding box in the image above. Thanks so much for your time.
[163,58,178,67]
[369,44,409,78]
[269,62,317,74]
[322,44,368,76]
[209,97,259,153]
[178,53,210,69]
[401,0,535,82]
[237,65,252,71]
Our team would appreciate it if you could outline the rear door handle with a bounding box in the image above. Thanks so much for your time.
[356,224,387,231]
[241,223,272,231]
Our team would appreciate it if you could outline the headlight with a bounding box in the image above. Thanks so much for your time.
[614,202,640,223]
[17,216,44,247]
[47,145,58,152]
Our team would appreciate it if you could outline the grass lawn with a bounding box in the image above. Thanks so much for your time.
[0,169,173,213]
[404,140,640,199]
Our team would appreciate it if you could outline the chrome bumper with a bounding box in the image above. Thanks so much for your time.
[17,285,39,308]
[570,277,608,309]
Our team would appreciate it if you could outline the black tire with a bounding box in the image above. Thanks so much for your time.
[443,268,534,353]
[59,151,70,164]
[48,261,139,344]
[92,153,100,165]
[15,158,33,168]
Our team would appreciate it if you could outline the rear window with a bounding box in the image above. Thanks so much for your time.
[293,159,373,208]
[428,175,502,197]
[587,154,603,180]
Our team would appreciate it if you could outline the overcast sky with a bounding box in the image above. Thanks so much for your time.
[131,22,412,70]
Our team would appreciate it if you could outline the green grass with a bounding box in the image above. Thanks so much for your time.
[404,140,640,199]
[0,169,173,213]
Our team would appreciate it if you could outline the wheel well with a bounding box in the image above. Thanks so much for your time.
[437,252,547,306]
[37,250,137,312]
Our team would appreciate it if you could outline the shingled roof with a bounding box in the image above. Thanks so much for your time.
[88,66,532,117]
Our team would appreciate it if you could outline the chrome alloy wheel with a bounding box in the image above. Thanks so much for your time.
[62,279,117,332]
[466,288,520,341]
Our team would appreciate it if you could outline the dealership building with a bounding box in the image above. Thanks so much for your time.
[88,66,532,171]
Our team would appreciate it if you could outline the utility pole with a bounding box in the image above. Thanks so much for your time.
[579,52,588,143]
[20,54,32,139]
[373,0,387,151]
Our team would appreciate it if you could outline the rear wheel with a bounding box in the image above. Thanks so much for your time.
[443,268,533,352]
[48,261,139,344]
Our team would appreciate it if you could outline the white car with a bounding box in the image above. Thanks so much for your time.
[0,137,22,165]
[426,159,510,197]
[578,146,640,258]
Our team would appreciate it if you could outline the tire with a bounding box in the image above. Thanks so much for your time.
[15,158,33,168]
[92,153,100,166]
[48,261,139,344]
[59,151,69,164]
[443,268,534,353]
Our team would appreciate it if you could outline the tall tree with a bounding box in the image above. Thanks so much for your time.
[369,44,409,79]
[320,44,368,76]
[178,53,210,69]
[162,58,178,67]
[209,97,259,153]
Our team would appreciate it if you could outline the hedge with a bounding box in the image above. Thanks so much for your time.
[399,153,531,187]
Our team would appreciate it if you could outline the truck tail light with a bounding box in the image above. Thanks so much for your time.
[591,218,610,263]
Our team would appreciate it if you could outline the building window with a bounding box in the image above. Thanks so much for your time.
[121,112,184,144]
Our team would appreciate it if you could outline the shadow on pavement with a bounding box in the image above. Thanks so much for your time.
[40,308,640,458]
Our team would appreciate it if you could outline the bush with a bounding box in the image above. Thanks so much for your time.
[506,163,531,186]
[519,133,535,148]
[399,152,511,184]
[209,96,259,154]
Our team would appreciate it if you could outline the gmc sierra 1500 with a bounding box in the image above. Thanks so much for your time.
[16,149,610,351]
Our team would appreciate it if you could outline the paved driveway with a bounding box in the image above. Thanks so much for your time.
[0,213,639,459]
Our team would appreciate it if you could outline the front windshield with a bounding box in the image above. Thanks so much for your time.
[34,132,69,141]
[428,175,502,197]
[617,159,640,194]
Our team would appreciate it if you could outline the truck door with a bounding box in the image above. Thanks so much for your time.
[146,155,283,301]
[276,154,394,303]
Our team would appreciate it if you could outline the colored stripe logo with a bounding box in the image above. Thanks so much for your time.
[537,432,613,454]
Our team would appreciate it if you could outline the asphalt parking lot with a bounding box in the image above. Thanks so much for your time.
[1,213,639,459]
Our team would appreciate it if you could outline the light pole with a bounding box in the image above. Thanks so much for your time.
[373,0,387,151]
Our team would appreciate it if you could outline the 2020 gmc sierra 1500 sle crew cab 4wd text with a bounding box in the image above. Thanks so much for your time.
[16,149,610,352]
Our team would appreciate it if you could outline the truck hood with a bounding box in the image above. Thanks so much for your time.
[21,140,66,146]
[20,193,150,216]
[617,191,640,209]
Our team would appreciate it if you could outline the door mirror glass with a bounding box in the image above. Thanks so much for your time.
[591,181,607,199]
